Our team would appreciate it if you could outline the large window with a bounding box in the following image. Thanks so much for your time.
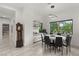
[50,19,73,34]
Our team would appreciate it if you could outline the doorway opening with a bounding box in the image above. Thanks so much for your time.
[2,24,10,47]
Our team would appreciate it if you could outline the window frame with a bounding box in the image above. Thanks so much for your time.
[50,19,73,34]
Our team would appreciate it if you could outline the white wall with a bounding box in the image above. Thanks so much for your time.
[17,4,44,46]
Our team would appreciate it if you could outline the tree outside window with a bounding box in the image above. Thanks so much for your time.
[50,20,73,34]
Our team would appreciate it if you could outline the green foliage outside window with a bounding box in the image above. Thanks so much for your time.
[50,22,58,33]
[62,22,72,33]
[50,20,73,34]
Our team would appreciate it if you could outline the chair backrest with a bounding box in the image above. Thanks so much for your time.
[55,37,63,47]
[44,36,51,44]
[41,34,44,42]
[41,34,43,41]
[50,32,53,34]
[57,33,61,35]
[66,35,72,46]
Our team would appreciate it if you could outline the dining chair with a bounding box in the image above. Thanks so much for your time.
[44,36,49,47]
[63,35,72,55]
[44,36,55,52]
[54,37,63,55]
[41,34,45,45]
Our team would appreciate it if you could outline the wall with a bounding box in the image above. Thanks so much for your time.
[19,4,44,46]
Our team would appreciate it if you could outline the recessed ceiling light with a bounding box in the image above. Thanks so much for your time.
[48,3,55,8]
[51,5,55,8]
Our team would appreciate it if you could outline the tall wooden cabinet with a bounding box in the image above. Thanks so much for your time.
[16,23,23,47]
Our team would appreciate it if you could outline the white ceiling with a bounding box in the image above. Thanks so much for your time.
[0,3,79,19]
[1,3,79,12]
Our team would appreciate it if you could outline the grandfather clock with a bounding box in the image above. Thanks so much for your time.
[16,22,23,47]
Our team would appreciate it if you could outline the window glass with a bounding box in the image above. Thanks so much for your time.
[50,19,73,35]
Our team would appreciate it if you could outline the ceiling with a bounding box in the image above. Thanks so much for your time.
[0,3,79,19]
[1,3,79,12]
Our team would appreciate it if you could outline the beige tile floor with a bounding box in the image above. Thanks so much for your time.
[0,41,79,56]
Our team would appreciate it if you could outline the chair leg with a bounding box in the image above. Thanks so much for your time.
[42,42,43,46]
[66,47,68,55]
[59,47,60,51]
[44,44,46,49]
[69,46,71,53]
[49,46,51,53]
[61,47,63,55]
[54,47,56,53]
[42,42,44,48]
[47,45,48,48]
[55,47,57,54]
[53,46,54,50]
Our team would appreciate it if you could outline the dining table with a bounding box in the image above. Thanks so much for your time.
[45,34,66,44]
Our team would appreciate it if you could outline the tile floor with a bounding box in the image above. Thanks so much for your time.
[0,41,79,56]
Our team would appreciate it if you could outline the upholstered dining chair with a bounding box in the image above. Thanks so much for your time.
[54,37,63,55]
[63,35,72,55]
